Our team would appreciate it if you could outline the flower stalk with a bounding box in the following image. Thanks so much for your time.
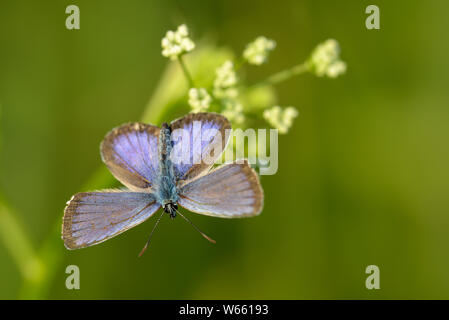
[250,62,309,90]
[178,55,195,88]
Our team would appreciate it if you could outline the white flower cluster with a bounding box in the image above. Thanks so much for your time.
[308,39,346,78]
[222,100,245,125]
[263,106,298,134]
[213,61,238,99]
[243,36,276,65]
[215,61,237,88]
[188,88,211,113]
[161,24,195,60]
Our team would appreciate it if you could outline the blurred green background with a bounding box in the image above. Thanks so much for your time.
[1,0,449,299]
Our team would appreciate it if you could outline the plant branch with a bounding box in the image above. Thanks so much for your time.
[250,62,309,89]
[178,55,195,88]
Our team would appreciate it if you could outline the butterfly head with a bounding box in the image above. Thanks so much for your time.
[163,202,178,219]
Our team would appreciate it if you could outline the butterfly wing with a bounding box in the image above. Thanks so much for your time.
[100,123,160,191]
[170,112,231,182]
[62,190,161,249]
[178,161,264,218]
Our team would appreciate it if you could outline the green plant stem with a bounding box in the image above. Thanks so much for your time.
[0,199,44,285]
[250,62,309,89]
[234,56,247,71]
[178,55,195,88]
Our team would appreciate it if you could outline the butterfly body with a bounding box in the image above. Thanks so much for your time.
[62,113,264,251]
[155,122,179,218]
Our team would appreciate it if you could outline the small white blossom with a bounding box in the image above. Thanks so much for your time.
[213,60,238,99]
[188,88,211,113]
[222,100,245,125]
[263,106,298,134]
[161,24,195,60]
[326,60,347,78]
[243,36,276,65]
[309,39,346,78]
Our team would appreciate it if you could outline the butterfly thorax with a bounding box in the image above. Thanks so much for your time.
[155,122,179,218]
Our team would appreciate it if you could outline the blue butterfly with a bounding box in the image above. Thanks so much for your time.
[62,112,264,255]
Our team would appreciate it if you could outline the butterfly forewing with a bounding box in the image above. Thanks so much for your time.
[178,161,264,218]
[170,113,231,182]
[100,123,160,191]
[62,190,160,249]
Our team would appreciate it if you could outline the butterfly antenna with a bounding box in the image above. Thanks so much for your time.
[175,208,216,244]
[138,211,165,257]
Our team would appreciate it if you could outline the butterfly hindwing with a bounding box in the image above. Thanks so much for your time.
[178,161,264,218]
[170,112,231,182]
[62,190,161,249]
[100,123,160,191]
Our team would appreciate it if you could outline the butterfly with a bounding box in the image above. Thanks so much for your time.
[62,112,264,255]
